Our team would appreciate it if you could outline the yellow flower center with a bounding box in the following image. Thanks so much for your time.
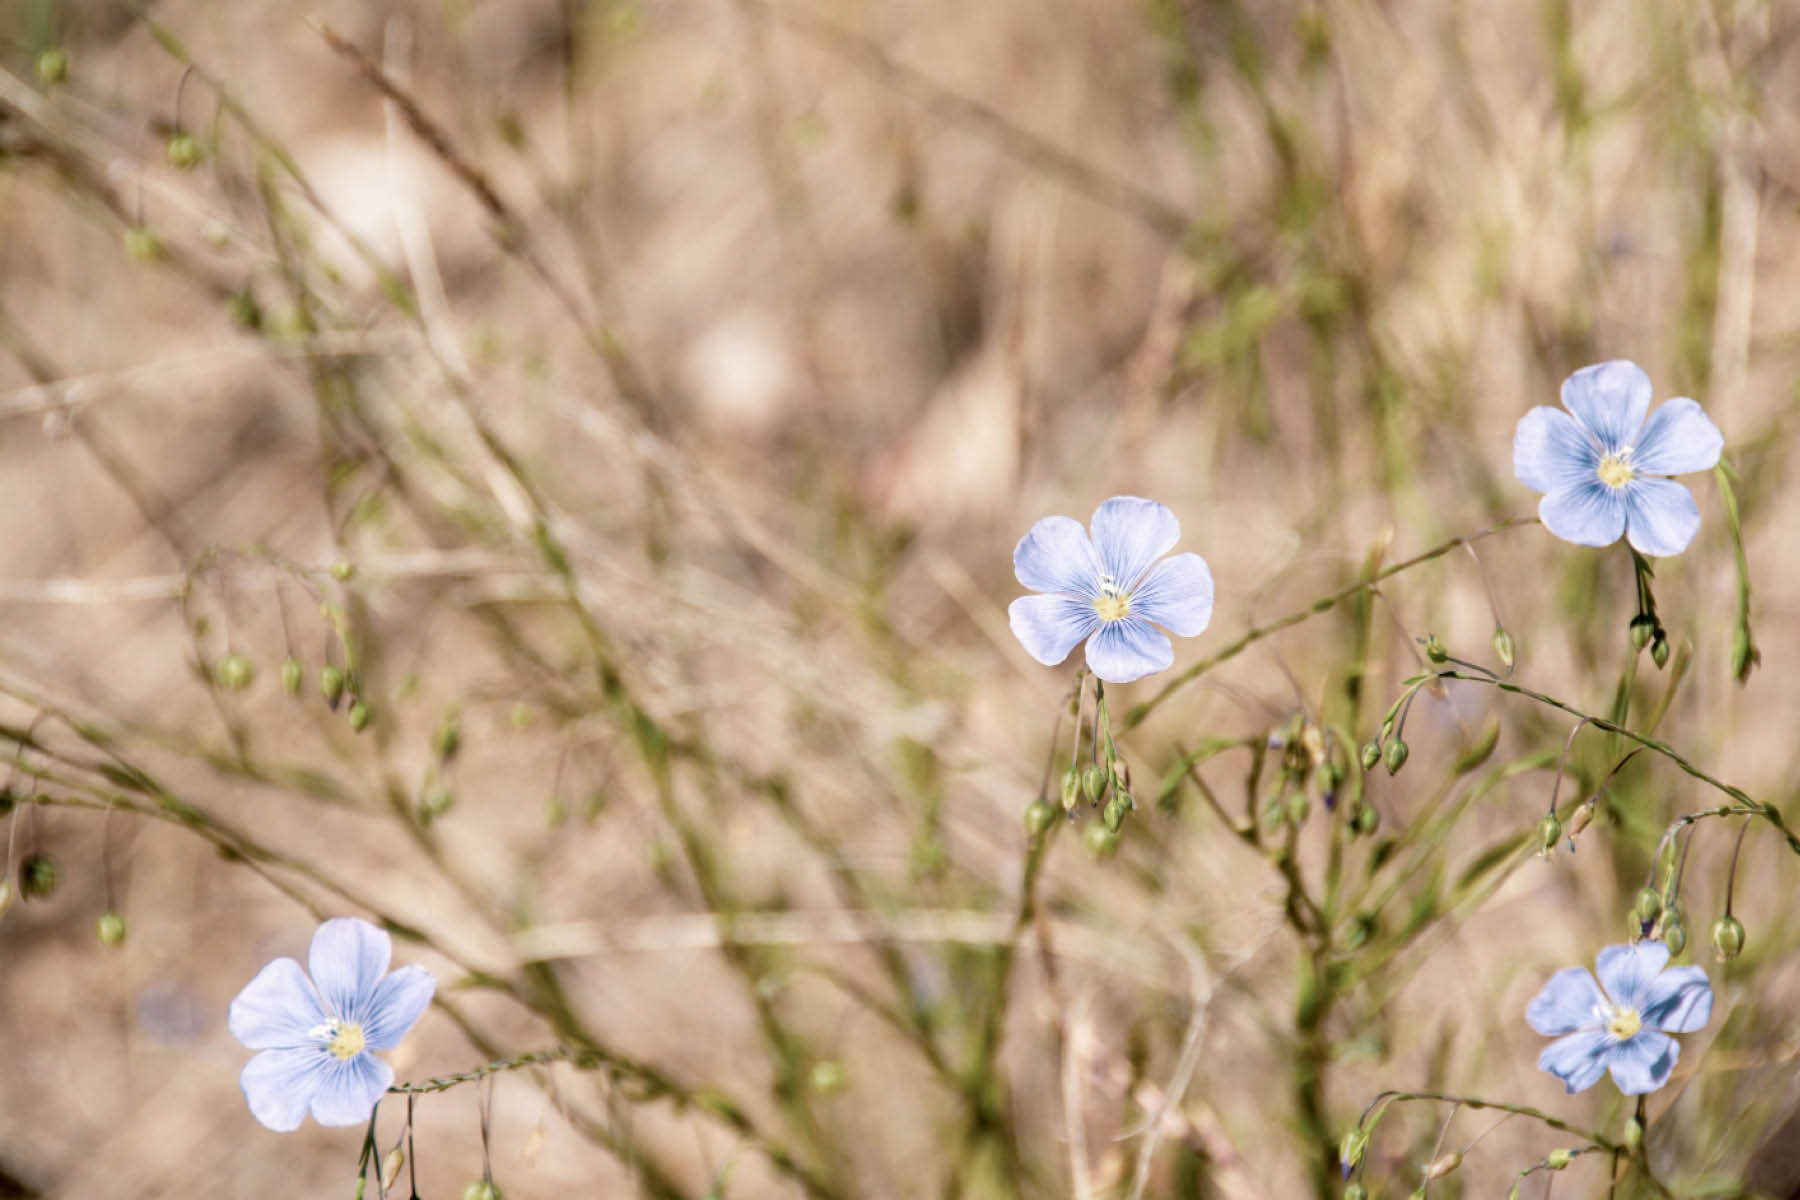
[1597,449,1636,489]
[320,1020,366,1060]
[1607,1005,1641,1041]
[1093,581,1131,623]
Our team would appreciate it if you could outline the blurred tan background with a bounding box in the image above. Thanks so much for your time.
[3,0,1800,1196]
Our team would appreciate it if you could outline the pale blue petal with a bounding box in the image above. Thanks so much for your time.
[1013,515,1101,598]
[241,1046,332,1132]
[1632,397,1723,476]
[1526,967,1605,1036]
[1538,1030,1612,1094]
[1608,1031,1678,1095]
[363,965,435,1051]
[229,957,325,1050]
[1089,497,1180,591]
[1131,553,1213,637]
[309,1052,394,1127]
[310,918,391,1023]
[1623,478,1701,557]
[1596,942,1670,1008]
[1085,617,1173,684]
[1640,966,1712,1033]
[1514,407,1600,495]
[1009,594,1100,667]
[1562,360,1651,452]
[1539,480,1626,547]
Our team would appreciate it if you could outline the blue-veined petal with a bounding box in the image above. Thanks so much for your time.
[1562,360,1651,453]
[363,964,436,1052]
[1596,942,1670,1008]
[1539,480,1627,548]
[240,1046,332,1132]
[1089,497,1179,591]
[1632,398,1723,477]
[1009,594,1100,667]
[1608,1031,1678,1095]
[1131,553,1213,637]
[1623,478,1701,558]
[309,1052,395,1127]
[310,918,392,1024]
[1537,1030,1612,1094]
[1640,965,1712,1033]
[229,957,325,1050]
[1084,617,1173,684]
[1514,407,1600,495]
[1013,515,1101,598]
[1526,967,1605,1036]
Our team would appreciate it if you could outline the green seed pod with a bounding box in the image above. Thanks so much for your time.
[1423,633,1448,663]
[1545,1148,1573,1170]
[1352,803,1380,837]
[124,227,162,262]
[97,910,127,947]
[1343,1185,1366,1200]
[216,652,255,691]
[1650,632,1670,669]
[165,132,205,170]
[1634,887,1663,925]
[809,1059,848,1095]
[20,852,58,900]
[1382,738,1409,775]
[1538,813,1561,854]
[1060,766,1081,812]
[1081,763,1108,805]
[330,561,357,582]
[348,700,372,732]
[1629,614,1657,651]
[1022,801,1055,837]
[1492,627,1516,670]
[1360,741,1381,771]
[1102,796,1128,833]
[36,48,69,86]
[1661,909,1688,957]
[1083,822,1119,857]
[433,719,462,763]
[1624,1116,1643,1151]
[1425,1150,1463,1179]
[1712,914,1745,960]
[1319,760,1344,793]
[320,664,347,710]
[280,656,303,698]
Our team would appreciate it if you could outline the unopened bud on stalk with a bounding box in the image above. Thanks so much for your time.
[1492,627,1516,670]
[1352,803,1380,837]
[124,227,162,262]
[1545,1148,1573,1170]
[1383,739,1409,775]
[165,132,205,170]
[20,853,58,900]
[348,700,372,733]
[280,657,303,698]
[1343,1184,1366,1200]
[1660,909,1688,956]
[433,719,461,763]
[320,665,346,709]
[330,561,357,582]
[1102,797,1128,833]
[1286,791,1310,826]
[97,910,127,947]
[381,1148,405,1190]
[1111,757,1131,791]
[1635,888,1663,925]
[1060,766,1081,812]
[1712,914,1745,960]
[1625,1116,1643,1151]
[1537,813,1561,855]
[216,653,254,691]
[1081,764,1108,805]
[1650,633,1670,669]
[1023,801,1055,836]
[1360,741,1381,772]
[1339,1127,1369,1175]
[1567,799,1595,840]
[810,1059,848,1095]
[1424,1150,1463,1180]
[461,1183,502,1200]
[1083,822,1119,857]
[1629,614,1657,651]
[1423,634,1448,664]
[36,48,69,85]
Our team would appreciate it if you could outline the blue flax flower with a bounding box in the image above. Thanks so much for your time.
[1527,940,1711,1095]
[229,916,435,1131]
[1514,360,1723,556]
[1008,496,1213,684]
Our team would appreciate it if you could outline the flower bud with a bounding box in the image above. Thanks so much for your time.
[1338,1127,1369,1174]
[1383,739,1409,775]
[330,561,357,582]
[20,853,58,900]
[124,227,162,262]
[461,1183,503,1200]
[348,700,372,732]
[1083,822,1119,857]
[810,1059,847,1095]
[1545,1148,1573,1170]
[1111,757,1131,791]
[320,664,347,710]
[381,1148,405,1190]
[1537,813,1561,855]
[1060,766,1081,811]
[165,132,205,170]
[1081,763,1108,805]
[1103,796,1128,833]
[1352,803,1380,837]
[1319,760,1344,793]
[280,656,303,698]
[1424,1150,1463,1180]
[433,719,462,763]
[1423,634,1448,664]
[227,289,262,331]
[97,910,127,947]
[1343,1185,1366,1200]
[216,653,254,691]
[1360,741,1381,771]
[36,48,69,86]
[1634,887,1662,925]
[1661,909,1688,957]
[420,787,454,825]
[1285,790,1310,826]
[1712,914,1745,960]
[1022,801,1055,836]
[1624,1116,1643,1151]
[1650,632,1670,669]
[1566,798,1595,839]
[1629,614,1657,651]
[1492,627,1516,670]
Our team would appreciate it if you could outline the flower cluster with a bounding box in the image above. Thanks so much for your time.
[229,917,434,1131]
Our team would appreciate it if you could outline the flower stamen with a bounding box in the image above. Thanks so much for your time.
[1092,579,1131,623]
[312,1019,367,1060]
[1597,448,1636,489]
[1606,1005,1642,1041]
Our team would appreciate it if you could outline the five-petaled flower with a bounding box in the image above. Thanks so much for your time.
[229,916,435,1131]
[1514,360,1723,556]
[1007,496,1214,684]
[1527,940,1711,1095]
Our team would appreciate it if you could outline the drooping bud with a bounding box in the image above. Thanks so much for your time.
[810,1059,848,1095]
[330,561,357,582]
[1383,739,1409,775]
[1423,633,1448,664]
[36,48,69,86]
[1545,1148,1573,1170]
[1624,1116,1643,1151]
[1492,627,1516,670]
[1060,766,1081,812]
[1650,633,1670,669]
[433,719,462,763]
[1566,799,1595,839]
[381,1148,405,1190]
[1634,887,1663,925]
[280,656,303,698]
[1711,914,1745,960]
[1083,822,1119,857]
[348,700,372,733]
[1424,1150,1463,1180]
[1102,796,1128,833]
[1629,614,1657,651]
[1661,909,1688,957]
[420,788,454,825]
[97,910,127,947]
[1352,803,1380,837]
[461,1183,503,1200]
[320,664,347,710]
[124,227,162,262]
[1081,763,1108,805]
[1360,741,1381,771]
[216,653,255,691]
[1343,1184,1366,1200]
[1285,790,1310,826]
[1111,757,1131,791]
[1338,1127,1369,1175]
[165,132,205,170]
[1537,813,1561,855]
[20,853,58,900]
